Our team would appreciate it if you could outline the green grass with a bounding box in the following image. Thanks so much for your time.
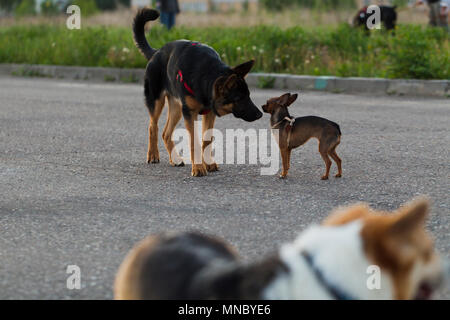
[258,76,276,89]
[0,24,448,79]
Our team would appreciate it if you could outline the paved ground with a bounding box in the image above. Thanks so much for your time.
[0,76,448,299]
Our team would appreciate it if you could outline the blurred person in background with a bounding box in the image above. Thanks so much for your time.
[156,0,180,30]
[440,0,449,29]
[415,0,448,28]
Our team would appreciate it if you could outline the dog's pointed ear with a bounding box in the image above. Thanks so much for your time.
[232,60,255,78]
[224,74,238,90]
[286,93,298,107]
[389,197,429,235]
[278,93,291,106]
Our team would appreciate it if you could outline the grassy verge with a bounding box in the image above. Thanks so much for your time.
[0,24,448,79]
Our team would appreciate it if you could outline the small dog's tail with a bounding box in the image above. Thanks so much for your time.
[133,8,160,60]
[333,123,342,136]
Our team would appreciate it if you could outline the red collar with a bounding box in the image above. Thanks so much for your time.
[176,70,210,115]
[176,70,195,96]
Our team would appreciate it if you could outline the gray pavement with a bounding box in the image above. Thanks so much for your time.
[0,76,449,299]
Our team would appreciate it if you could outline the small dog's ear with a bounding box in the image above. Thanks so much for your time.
[278,93,291,106]
[232,60,255,78]
[286,93,298,107]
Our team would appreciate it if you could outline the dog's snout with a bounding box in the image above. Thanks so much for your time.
[235,100,263,122]
[248,103,263,121]
[255,110,263,119]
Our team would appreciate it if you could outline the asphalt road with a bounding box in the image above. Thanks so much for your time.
[0,76,449,299]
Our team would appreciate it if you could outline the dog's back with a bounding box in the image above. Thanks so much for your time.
[290,116,341,146]
[114,232,238,299]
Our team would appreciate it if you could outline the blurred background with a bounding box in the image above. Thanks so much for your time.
[0,0,432,27]
[0,1,448,79]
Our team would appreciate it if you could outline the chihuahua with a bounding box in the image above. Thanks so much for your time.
[262,93,342,179]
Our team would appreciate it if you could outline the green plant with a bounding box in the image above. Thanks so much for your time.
[120,74,139,83]
[258,76,276,89]
[104,74,116,81]
[40,0,59,16]
[259,0,295,11]
[391,0,409,7]
[384,26,449,79]
[0,24,447,80]
[14,0,35,16]
[72,0,98,16]
[95,0,116,10]
[0,0,21,12]
[260,0,356,11]
[11,67,51,78]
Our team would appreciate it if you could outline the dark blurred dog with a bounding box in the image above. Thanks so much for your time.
[353,5,397,31]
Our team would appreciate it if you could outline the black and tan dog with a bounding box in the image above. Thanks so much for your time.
[133,9,262,177]
[262,93,342,179]
[353,5,397,31]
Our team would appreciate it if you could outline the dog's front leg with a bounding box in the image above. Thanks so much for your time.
[202,112,218,172]
[280,147,291,179]
[184,111,207,177]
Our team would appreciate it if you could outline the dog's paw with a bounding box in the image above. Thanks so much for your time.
[171,161,185,167]
[170,158,185,167]
[280,172,288,179]
[147,151,160,163]
[321,175,329,180]
[205,163,219,172]
[192,164,207,177]
[335,173,342,178]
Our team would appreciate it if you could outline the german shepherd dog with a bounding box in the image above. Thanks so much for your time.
[115,197,448,299]
[353,5,397,31]
[262,93,342,180]
[133,9,262,177]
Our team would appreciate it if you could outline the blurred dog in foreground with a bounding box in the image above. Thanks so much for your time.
[114,197,447,299]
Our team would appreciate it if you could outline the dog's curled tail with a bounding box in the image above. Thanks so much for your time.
[133,8,160,60]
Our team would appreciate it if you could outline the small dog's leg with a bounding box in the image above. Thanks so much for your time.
[319,142,333,180]
[287,147,292,168]
[146,95,165,164]
[319,150,332,180]
[202,112,218,172]
[163,97,184,167]
[280,148,291,179]
[329,148,342,178]
[184,111,207,177]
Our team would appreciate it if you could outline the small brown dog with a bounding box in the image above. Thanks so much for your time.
[262,93,342,179]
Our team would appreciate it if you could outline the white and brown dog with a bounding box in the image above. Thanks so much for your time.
[114,197,447,299]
